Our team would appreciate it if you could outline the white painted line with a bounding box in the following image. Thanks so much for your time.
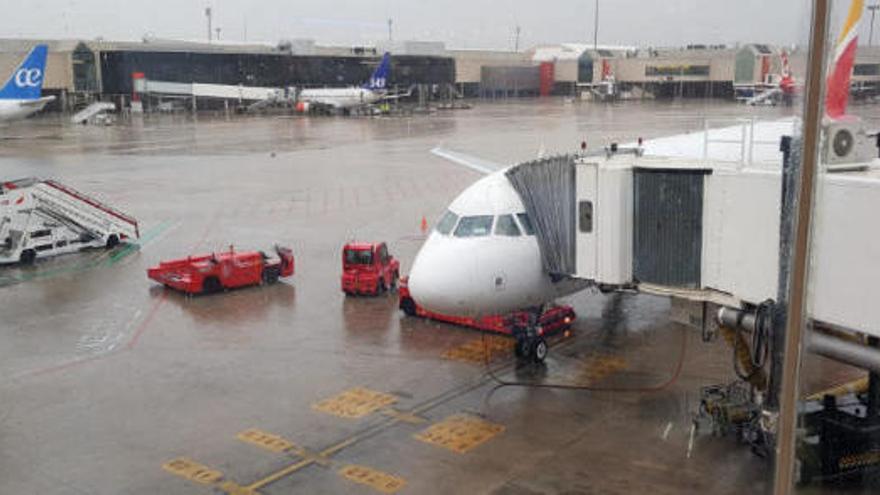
[686,423,696,459]
[662,422,673,441]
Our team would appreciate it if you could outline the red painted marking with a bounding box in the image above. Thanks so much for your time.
[125,293,167,350]
[20,216,220,379]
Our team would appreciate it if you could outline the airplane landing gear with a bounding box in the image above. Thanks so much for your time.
[511,308,547,364]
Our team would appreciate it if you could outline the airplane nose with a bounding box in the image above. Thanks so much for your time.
[407,236,476,316]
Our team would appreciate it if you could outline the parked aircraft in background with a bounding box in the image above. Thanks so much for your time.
[295,52,407,113]
[0,45,55,122]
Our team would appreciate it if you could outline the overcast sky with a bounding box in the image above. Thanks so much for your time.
[0,1,854,50]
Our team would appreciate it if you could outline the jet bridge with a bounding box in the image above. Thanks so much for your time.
[506,117,880,341]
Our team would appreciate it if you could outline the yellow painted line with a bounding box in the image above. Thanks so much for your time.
[245,458,314,492]
[237,428,297,454]
[338,464,407,494]
[380,407,428,424]
[162,457,224,486]
[414,414,505,454]
[312,387,397,419]
[217,480,259,495]
[441,336,513,363]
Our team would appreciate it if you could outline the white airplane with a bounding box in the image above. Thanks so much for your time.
[0,45,55,122]
[295,52,399,112]
[406,0,864,362]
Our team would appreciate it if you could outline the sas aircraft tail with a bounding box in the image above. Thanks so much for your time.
[363,52,391,91]
[0,44,48,101]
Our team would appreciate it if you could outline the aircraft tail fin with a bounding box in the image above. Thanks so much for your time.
[825,0,863,119]
[363,52,391,91]
[0,45,48,100]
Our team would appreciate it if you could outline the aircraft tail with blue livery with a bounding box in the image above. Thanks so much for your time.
[362,52,391,91]
[0,44,56,122]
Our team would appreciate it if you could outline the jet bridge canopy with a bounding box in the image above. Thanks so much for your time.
[505,155,578,276]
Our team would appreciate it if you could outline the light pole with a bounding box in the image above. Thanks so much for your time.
[205,7,213,42]
[593,0,599,51]
[514,25,521,52]
[869,4,879,46]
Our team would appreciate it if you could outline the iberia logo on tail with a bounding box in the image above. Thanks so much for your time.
[826,0,864,119]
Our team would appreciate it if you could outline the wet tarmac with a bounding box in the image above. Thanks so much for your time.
[0,99,869,494]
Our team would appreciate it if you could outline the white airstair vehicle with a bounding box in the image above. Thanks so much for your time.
[0,178,139,264]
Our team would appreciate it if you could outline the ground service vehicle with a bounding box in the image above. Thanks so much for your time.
[147,245,294,295]
[0,178,139,264]
[341,242,400,295]
[399,276,575,362]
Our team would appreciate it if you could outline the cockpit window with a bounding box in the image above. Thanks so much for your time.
[516,213,535,235]
[494,214,521,236]
[454,215,494,237]
[435,210,459,235]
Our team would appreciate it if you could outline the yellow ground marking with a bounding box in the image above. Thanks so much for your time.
[245,458,313,492]
[217,480,259,495]
[414,414,505,454]
[380,407,428,424]
[441,336,513,363]
[312,387,397,419]
[236,427,332,465]
[162,457,224,485]
[237,428,297,454]
[338,464,407,494]
[576,354,628,384]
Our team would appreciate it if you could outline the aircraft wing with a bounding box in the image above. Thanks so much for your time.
[377,89,413,101]
[19,96,55,108]
[430,147,507,175]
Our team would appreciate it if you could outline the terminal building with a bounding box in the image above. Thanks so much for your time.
[0,38,455,112]
[1,37,880,113]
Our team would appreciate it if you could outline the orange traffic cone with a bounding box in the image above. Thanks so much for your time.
[420,216,428,234]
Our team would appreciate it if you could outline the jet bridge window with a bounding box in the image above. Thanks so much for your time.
[494,214,521,236]
[454,215,494,237]
[578,201,594,233]
[516,213,535,235]
[435,210,459,235]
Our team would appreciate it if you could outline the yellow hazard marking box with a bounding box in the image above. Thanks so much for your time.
[237,428,297,454]
[414,414,505,454]
[162,457,224,485]
[338,464,407,494]
[312,387,397,419]
[441,336,513,363]
[577,354,627,383]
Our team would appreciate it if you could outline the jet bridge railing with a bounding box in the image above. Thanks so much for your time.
[701,117,799,168]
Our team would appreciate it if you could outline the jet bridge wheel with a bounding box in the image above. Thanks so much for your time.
[105,234,119,249]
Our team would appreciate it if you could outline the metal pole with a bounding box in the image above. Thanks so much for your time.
[205,7,212,42]
[870,5,879,46]
[515,25,521,52]
[388,19,393,42]
[593,0,599,51]
[772,0,829,492]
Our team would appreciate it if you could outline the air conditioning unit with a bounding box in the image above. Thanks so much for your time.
[822,117,875,170]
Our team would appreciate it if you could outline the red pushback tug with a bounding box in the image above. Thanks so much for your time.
[341,242,400,295]
[398,275,575,340]
[147,245,294,295]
